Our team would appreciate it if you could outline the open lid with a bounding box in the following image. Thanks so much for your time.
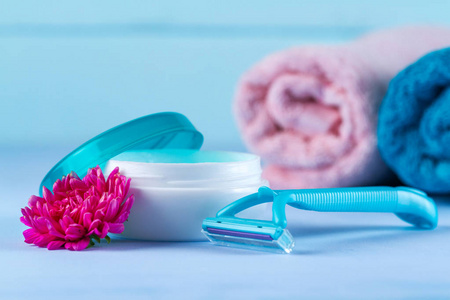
[39,112,203,194]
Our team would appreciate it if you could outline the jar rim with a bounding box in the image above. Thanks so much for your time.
[106,149,263,188]
[111,149,259,165]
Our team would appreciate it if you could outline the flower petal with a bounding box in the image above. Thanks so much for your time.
[28,195,42,206]
[94,222,109,239]
[47,240,66,250]
[108,223,124,234]
[94,209,105,221]
[42,187,55,203]
[65,224,86,239]
[23,228,40,244]
[88,219,101,232]
[106,167,119,185]
[82,212,93,229]
[105,199,119,221]
[35,217,50,233]
[62,215,75,228]
[46,219,65,239]
[33,233,56,247]
[71,237,91,251]
[70,178,88,192]
[20,215,31,227]
[116,195,135,223]
[123,178,131,200]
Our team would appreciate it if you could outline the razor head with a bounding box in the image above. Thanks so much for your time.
[202,217,295,254]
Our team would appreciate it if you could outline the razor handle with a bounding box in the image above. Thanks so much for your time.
[276,186,437,229]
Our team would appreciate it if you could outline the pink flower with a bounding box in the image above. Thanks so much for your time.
[20,166,134,251]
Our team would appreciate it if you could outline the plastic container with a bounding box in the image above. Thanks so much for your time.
[105,149,268,241]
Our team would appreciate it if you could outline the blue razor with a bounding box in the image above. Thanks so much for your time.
[202,186,438,254]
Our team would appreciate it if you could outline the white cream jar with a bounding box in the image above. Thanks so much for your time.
[105,149,268,241]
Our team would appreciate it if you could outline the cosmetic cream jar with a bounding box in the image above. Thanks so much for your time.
[39,112,266,241]
[105,149,268,241]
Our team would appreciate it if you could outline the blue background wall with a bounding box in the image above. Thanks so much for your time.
[1,0,450,152]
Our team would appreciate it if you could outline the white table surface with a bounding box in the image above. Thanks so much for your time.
[1,146,449,299]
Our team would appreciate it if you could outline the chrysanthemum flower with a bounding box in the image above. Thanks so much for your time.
[20,166,134,251]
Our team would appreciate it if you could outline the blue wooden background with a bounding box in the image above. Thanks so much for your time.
[1,0,450,151]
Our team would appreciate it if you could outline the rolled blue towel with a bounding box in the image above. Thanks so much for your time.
[378,48,450,193]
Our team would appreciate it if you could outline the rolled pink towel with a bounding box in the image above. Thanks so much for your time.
[234,26,450,189]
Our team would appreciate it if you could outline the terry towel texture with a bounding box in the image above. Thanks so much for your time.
[234,26,450,189]
[378,48,450,194]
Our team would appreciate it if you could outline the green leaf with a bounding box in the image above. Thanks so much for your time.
[105,235,111,244]
[86,240,95,249]
[91,233,101,244]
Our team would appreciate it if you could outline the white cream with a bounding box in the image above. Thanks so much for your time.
[105,149,268,241]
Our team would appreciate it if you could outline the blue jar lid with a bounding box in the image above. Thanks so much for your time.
[39,112,203,195]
